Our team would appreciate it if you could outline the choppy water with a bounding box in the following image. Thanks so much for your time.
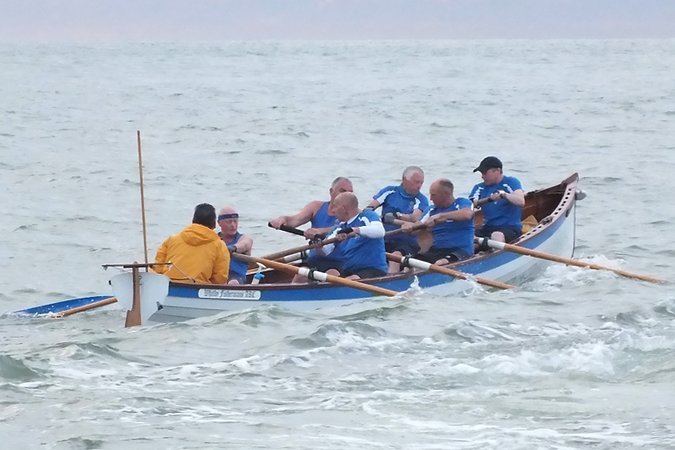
[1,40,674,449]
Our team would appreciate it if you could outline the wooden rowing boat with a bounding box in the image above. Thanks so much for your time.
[109,173,581,324]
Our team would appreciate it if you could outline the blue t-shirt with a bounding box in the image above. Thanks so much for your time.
[300,202,342,271]
[326,209,387,274]
[372,185,429,245]
[421,198,475,257]
[469,175,523,228]
[224,232,248,282]
[311,201,339,228]
[304,246,344,272]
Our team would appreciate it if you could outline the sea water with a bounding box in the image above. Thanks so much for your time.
[1,40,674,449]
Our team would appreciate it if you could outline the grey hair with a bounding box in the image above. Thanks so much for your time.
[331,176,351,188]
[402,166,424,180]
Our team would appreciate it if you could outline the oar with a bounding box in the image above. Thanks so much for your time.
[264,220,424,266]
[257,235,343,263]
[58,297,118,317]
[258,224,353,263]
[270,223,317,238]
[269,220,417,249]
[14,295,118,318]
[260,219,422,269]
[386,253,514,290]
[268,223,510,288]
[232,253,398,297]
[475,237,665,284]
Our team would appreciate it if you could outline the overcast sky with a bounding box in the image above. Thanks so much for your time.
[2,0,674,41]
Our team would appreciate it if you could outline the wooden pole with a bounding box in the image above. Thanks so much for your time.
[233,253,398,297]
[57,297,118,317]
[137,130,149,269]
[475,237,665,284]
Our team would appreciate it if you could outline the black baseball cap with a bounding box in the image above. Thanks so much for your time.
[473,156,502,173]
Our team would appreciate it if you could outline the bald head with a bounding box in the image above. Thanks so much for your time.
[429,178,455,208]
[218,205,240,238]
[219,205,238,216]
[333,192,360,220]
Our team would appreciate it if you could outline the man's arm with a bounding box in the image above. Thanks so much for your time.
[269,200,322,229]
[499,189,525,207]
[304,226,332,240]
[398,194,428,222]
[368,186,395,210]
[425,207,473,227]
[354,219,385,238]
[230,234,253,255]
[397,208,424,222]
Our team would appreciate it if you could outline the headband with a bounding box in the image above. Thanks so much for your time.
[218,213,239,221]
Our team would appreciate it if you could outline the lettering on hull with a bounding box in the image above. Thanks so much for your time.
[198,288,262,301]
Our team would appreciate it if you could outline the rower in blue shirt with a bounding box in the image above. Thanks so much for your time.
[403,179,474,265]
[217,205,253,284]
[320,192,388,279]
[367,166,429,272]
[469,156,525,245]
[269,177,353,272]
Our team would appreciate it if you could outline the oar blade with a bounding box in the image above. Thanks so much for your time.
[14,295,115,317]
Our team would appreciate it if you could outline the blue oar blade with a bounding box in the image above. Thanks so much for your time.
[14,295,113,317]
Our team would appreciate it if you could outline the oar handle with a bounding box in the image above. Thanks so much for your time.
[257,231,343,263]
[269,222,308,237]
[383,215,427,233]
[475,237,665,284]
[232,253,398,297]
[274,220,422,239]
[387,253,513,290]
[263,221,419,264]
[472,197,492,208]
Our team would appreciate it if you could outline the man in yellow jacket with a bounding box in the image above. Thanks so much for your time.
[153,203,230,284]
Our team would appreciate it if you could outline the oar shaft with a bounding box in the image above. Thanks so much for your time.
[264,223,415,262]
[57,297,118,317]
[260,221,419,270]
[384,217,427,234]
[233,253,398,297]
[246,252,303,274]
[260,223,365,263]
[386,253,513,290]
[258,236,340,262]
[271,222,307,237]
[476,237,664,284]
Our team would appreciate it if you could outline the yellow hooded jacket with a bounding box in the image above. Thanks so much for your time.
[153,223,230,284]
